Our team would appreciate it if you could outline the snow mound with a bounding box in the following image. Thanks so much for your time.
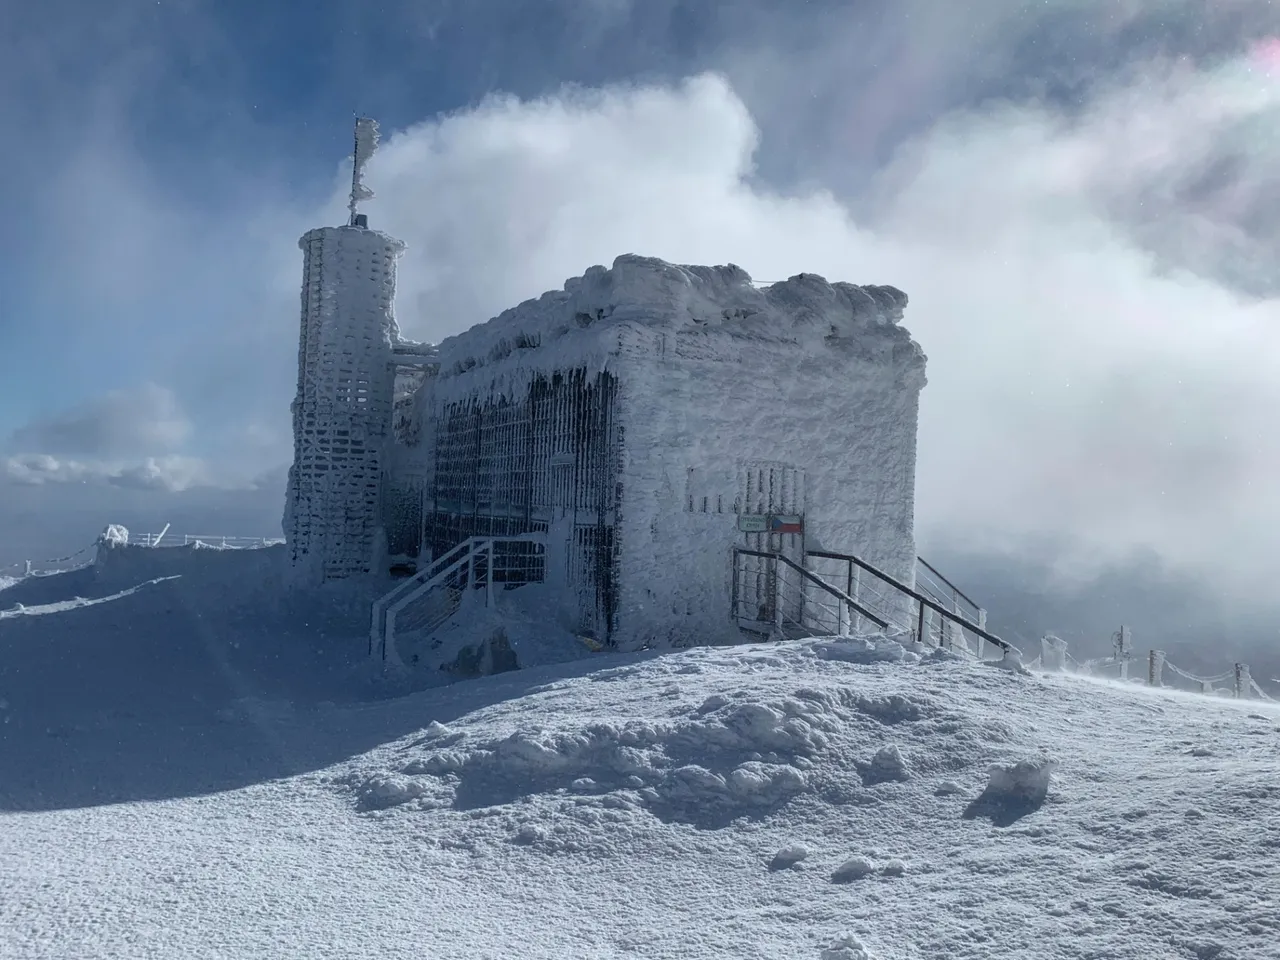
[357,690,825,823]
[340,638,1021,837]
[810,636,912,665]
[859,743,910,784]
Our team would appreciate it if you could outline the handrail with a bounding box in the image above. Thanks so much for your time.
[383,547,478,663]
[916,556,980,612]
[374,533,548,664]
[734,548,889,630]
[807,549,1011,652]
[369,538,473,657]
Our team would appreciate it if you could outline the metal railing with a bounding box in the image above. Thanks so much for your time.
[133,532,285,549]
[732,547,1011,655]
[731,548,888,639]
[806,549,1010,655]
[370,534,546,666]
[914,556,983,626]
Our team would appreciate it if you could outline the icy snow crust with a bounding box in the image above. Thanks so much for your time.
[424,254,917,389]
[6,577,1280,960]
[403,255,927,647]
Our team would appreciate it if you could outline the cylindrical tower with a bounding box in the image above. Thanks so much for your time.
[284,221,406,582]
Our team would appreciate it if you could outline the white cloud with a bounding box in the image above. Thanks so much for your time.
[2,454,212,492]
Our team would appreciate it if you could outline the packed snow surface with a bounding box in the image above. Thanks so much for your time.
[3,564,1280,960]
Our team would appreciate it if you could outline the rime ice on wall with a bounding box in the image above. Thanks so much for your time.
[395,254,926,649]
[285,224,406,583]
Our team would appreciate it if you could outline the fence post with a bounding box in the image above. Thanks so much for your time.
[916,600,926,646]
[1148,650,1165,687]
[24,559,32,577]
[1235,663,1251,699]
[1115,625,1132,681]
[1041,635,1068,672]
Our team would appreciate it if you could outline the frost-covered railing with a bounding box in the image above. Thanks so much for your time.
[370,534,546,665]
[1033,632,1275,701]
[1,543,97,579]
[741,548,1012,655]
[732,548,888,640]
[133,533,285,549]
[914,557,985,631]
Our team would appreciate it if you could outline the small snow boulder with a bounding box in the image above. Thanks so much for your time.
[861,744,909,785]
[821,935,872,960]
[831,856,876,884]
[768,844,810,871]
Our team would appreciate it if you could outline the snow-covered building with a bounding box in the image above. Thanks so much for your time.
[382,255,927,650]
[284,121,927,651]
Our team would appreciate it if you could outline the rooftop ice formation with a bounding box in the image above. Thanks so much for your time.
[431,254,922,382]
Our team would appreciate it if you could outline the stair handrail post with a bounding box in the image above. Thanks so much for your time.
[773,556,784,632]
[851,564,863,635]
[485,539,495,608]
[916,599,926,646]
[731,549,741,621]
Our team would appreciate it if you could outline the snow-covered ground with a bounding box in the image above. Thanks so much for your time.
[3,561,1280,959]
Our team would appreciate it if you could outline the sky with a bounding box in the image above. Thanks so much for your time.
[4,0,1280,649]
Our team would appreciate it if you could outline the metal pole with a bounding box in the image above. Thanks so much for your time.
[774,560,784,632]
[486,541,495,608]
[916,600,926,645]
[851,565,862,635]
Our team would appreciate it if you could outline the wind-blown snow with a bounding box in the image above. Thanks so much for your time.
[4,564,1280,960]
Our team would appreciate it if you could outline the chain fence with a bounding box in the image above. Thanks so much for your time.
[1029,627,1275,702]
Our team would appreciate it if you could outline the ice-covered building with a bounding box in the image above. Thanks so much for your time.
[284,119,935,654]
[382,255,927,650]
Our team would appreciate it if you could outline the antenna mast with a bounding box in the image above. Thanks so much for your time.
[348,116,380,226]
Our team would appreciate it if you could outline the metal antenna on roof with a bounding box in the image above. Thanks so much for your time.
[348,116,380,226]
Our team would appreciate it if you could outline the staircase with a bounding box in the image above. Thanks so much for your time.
[730,547,1010,656]
[369,534,546,667]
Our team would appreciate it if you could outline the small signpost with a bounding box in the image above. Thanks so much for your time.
[737,515,768,533]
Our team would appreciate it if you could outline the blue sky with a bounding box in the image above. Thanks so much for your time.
[4,0,1280,605]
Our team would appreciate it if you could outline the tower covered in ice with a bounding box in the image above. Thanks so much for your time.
[284,119,408,582]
